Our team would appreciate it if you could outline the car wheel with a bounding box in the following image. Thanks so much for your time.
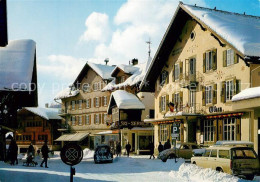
[216,167,223,173]
[245,175,255,180]
[162,158,167,162]
[168,154,176,159]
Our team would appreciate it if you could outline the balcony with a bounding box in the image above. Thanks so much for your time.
[172,102,203,114]
[179,71,204,89]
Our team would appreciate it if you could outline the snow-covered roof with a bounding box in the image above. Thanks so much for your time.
[111,64,139,76]
[23,107,62,120]
[87,62,115,80]
[165,111,201,118]
[0,39,36,91]
[54,87,79,100]
[183,4,260,57]
[232,86,260,102]
[108,90,145,111]
[103,58,152,91]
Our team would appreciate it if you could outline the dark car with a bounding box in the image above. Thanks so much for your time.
[94,144,113,164]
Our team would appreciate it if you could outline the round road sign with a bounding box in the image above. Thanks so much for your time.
[60,143,83,166]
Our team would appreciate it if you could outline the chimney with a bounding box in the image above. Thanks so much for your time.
[132,58,138,65]
[45,103,49,108]
[104,58,109,65]
[0,0,8,47]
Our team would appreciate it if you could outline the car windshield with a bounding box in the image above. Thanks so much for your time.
[232,148,257,159]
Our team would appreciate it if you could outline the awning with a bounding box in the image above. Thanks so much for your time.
[55,132,89,141]
[144,118,182,124]
[95,130,119,135]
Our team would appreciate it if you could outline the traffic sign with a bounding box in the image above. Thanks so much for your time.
[60,143,83,166]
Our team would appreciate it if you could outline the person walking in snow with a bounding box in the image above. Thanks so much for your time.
[163,139,171,150]
[8,139,18,165]
[27,142,35,157]
[40,140,49,168]
[125,142,131,157]
[116,142,121,157]
[149,141,155,159]
[158,142,164,153]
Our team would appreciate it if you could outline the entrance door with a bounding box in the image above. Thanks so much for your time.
[132,133,135,152]
[188,121,197,142]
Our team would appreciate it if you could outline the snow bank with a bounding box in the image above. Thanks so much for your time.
[0,39,36,91]
[232,86,260,101]
[170,163,240,182]
[183,4,260,57]
[83,148,94,159]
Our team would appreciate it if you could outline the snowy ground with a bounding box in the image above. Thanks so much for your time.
[0,150,258,182]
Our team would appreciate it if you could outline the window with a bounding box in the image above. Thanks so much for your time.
[226,80,234,101]
[72,101,75,110]
[174,93,180,105]
[189,90,196,108]
[93,82,100,91]
[204,120,214,142]
[204,150,211,157]
[86,115,90,125]
[223,117,236,141]
[190,58,196,75]
[103,114,107,123]
[159,124,169,142]
[175,64,180,80]
[71,116,76,125]
[149,110,155,118]
[210,149,217,157]
[206,86,213,104]
[161,95,166,112]
[78,100,82,109]
[95,97,99,107]
[95,114,100,124]
[219,150,230,159]
[38,135,48,141]
[112,108,119,122]
[86,99,90,108]
[206,51,213,71]
[65,102,69,112]
[227,49,234,66]
[121,76,125,83]
[160,70,168,85]
[232,149,257,159]
[103,96,107,106]
[82,83,90,92]
[78,116,82,125]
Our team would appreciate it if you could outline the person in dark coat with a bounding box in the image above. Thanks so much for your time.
[116,142,121,157]
[125,142,131,157]
[8,139,18,165]
[163,139,171,150]
[27,143,35,157]
[40,140,49,168]
[158,142,164,153]
[149,141,155,159]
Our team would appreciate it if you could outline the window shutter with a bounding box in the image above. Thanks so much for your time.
[82,100,85,109]
[233,77,237,94]
[213,49,217,70]
[180,62,183,80]
[166,95,169,111]
[99,114,102,124]
[173,65,175,82]
[180,123,184,142]
[94,98,96,107]
[202,86,206,106]
[234,53,239,64]
[89,99,92,108]
[221,81,226,103]
[236,118,241,140]
[236,80,241,94]
[223,50,227,67]
[159,97,162,113]
[203,53,206,73]
[213,119,217,142]
[89,115,91,125]
[101,96,104,106]
[165,71,169,84]
[99,97,101,107]
[218,119,223,141]
[180,91,183,106]
[213,84,217,104]
[102,113,104,124]
[172,94,175,103]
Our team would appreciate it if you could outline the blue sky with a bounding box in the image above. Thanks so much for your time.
[6,0,260,106]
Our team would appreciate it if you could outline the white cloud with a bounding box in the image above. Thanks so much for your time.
[93,0,206,65]
[80,12,110,42]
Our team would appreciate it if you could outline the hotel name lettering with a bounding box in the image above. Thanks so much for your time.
[119,121,144,128]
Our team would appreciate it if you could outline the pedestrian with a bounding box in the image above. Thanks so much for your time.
[8,139,18,165]
[158,142,164,153]
[27,142,35,157]
[125,142,131,157]
[149,141,155,159]
[116,142,121,157]
[163,139,171,150]
[40,140,49,168]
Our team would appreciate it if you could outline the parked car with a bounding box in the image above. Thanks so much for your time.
[94,144,113,164]
[158,143,201,162]
[191,141,260,180]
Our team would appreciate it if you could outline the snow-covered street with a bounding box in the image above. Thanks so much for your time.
[0,151,255,182]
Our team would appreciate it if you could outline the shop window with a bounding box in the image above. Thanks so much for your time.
[204,120,214,142]
[159,124,169,142]
[223,117,236,141]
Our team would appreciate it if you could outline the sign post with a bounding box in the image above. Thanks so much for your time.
[60,143,83,182]
[171,123,180,163]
